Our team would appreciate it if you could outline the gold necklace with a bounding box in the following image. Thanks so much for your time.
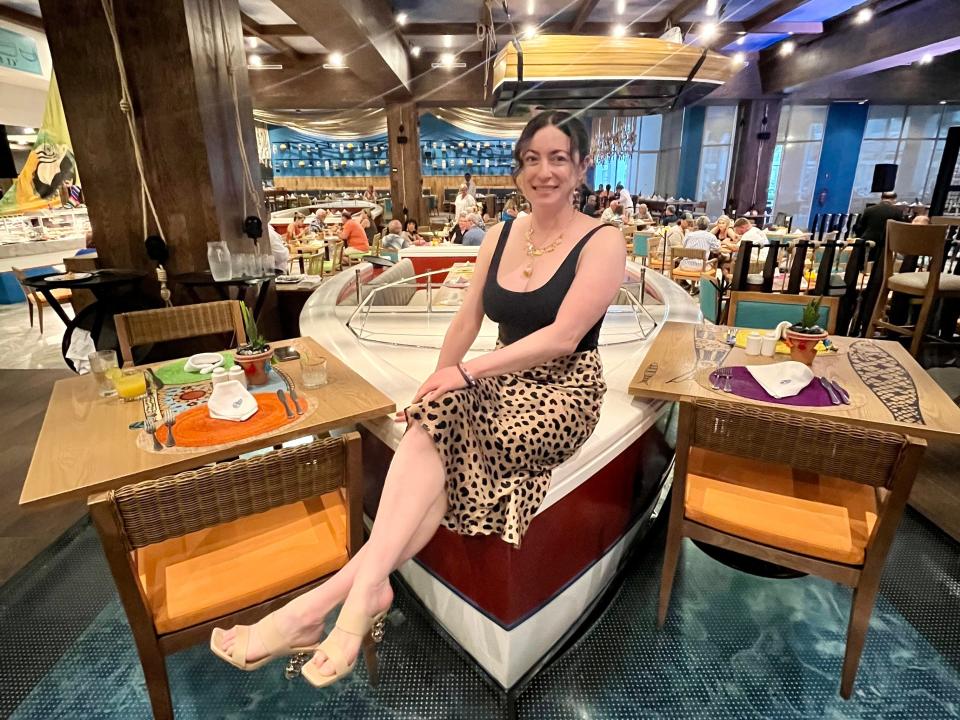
[523,213,573,277]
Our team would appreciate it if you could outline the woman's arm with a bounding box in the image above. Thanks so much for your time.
[463,226,625,379]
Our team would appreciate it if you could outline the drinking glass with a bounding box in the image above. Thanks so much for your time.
[88,349,119,397]
[113,369,148,401]
[261,253,276,275]
[300,355,328,389]
[207,241,232,281]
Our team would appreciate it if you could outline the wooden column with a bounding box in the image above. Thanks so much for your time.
[39,0,264,276]
[386,102,424,224]
[726,99,782,216]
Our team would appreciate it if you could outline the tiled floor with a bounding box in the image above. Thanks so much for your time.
[1,510,958,719]
[0,301,72,370]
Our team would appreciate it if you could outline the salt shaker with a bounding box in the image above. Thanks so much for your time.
[211,367,228,385]
[761,333,777,357]
[745,332,763,356]
[227,365,247,388]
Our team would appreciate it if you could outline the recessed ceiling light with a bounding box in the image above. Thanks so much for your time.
[919,52,933,64]
[526,0,535,15]
[396,12,408,25]
[700,22,718,40]
[854,7,873,23]
[616,0,626,14]
[611,23,626,37]
[439,52,455,67]
[780,40,796,56]
[325,51,345,68]
[22,127,36,134]
[705,0,718,16]
[858,99,868,105]
[522,24,537,39]
[940,100,948,105]
[733,52,745,64]
[245,36,257,48]
[443,34,452,48]
[410,45,421,58]
[247,54,262,66]
[736,35,746,45]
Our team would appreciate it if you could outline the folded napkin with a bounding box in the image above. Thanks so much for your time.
[207,380,259,421]
[745,361,814,399]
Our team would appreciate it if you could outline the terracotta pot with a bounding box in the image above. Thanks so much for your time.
[783,328,827,366]
[234,346,273,386]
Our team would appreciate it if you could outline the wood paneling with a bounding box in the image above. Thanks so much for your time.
[727,99,782,215]
[275,175,515,198]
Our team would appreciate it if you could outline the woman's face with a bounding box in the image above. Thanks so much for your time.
[517,125,585,207]
[406,221,416,232]
[718,218,729,231]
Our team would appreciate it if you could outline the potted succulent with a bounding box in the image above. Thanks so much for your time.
[783,297,828,366]
[234,302,273,385]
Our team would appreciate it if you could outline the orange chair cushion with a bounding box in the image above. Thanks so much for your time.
[684,448,878,565]
[135,491,349,634]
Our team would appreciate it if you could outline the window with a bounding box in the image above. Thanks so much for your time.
[768,105,828,228]
[592,115,661,196]
[655,110,684,198]
[696,106,737,216]
[849,104,956,211]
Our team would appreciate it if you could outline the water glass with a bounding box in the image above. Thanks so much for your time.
[207,241,233,281]
[300,356,328,389]
[88,349,119,397]
[261,253,276,275]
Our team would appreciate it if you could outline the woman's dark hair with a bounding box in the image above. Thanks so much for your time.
[405,219,418,230]
[512,110,590,187]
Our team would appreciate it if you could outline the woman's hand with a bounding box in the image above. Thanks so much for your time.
[412,365,468,404]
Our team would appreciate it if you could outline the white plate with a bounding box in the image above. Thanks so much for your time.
[275,275,303,284]
[46,272,92,282]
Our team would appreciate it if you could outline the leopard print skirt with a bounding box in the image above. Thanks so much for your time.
[405,349,606,548]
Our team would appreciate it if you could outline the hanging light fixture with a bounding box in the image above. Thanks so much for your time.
[591,115,639,163]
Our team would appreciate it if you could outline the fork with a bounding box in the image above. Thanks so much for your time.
[163,409,176,447]
[145,419,164,451]
[720,368,733,393]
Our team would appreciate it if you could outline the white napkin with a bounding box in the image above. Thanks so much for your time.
[745,361,814,399]
[207,380,259,421]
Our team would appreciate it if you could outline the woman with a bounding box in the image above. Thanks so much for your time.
[283,211,308,245]
[360,208,376,245]
[582,194,599,217]
[710,214,738,244]
[500,198,519,222]
[598,184,609,209]
[210,111,624,688]
[402,219,423,245]
[634,203,654,226]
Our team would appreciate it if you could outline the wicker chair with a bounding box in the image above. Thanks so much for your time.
[88,434,366,720]
[658,400,924,699]
[114,300,246,367]
[11,266,72,335]
[670,247,713,292]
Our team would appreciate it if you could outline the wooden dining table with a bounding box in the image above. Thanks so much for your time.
[629,321,960,441]
[19,336,395,508]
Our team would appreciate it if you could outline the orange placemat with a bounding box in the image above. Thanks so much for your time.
[155,393,296,448]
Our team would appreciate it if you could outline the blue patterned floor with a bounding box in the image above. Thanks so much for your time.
[2,509,959,719]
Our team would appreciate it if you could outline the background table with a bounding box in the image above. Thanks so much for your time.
[629,321,960,441]
[20,336,395,507]
[172,272,275,319]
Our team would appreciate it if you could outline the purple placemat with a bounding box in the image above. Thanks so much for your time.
[709,366,834,407]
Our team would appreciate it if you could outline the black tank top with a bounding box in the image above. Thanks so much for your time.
[482,220,610,352]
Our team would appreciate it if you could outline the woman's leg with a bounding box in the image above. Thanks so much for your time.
[218,422,447,662]
[309,422,448,675]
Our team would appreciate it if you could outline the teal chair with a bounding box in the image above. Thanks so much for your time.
[632,233,649,302]
[699,274,721,325]
[728,291,838,334]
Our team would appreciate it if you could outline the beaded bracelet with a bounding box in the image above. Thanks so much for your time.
[457,362,478,388]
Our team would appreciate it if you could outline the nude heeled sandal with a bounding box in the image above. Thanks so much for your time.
[301,605,390,688]
[210,613,320,672]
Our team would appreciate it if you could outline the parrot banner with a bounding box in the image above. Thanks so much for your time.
[0,72,79,216]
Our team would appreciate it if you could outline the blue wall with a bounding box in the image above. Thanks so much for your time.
[807,103,868,228]
[269,113,517,179]
[677,106,705,200]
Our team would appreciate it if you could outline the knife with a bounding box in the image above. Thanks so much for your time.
[147,367,165,389]
[276,389,294,418]
[288,386,303,415]
[827,378,850,404]
[818,377,841,405]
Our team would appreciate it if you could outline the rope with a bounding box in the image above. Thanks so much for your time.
[100,0,165,241]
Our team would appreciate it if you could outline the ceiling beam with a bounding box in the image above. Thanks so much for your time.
[759,0,960,92]
[240,12,301,59]
[667,0,705,25]
[570,0,602,34]
[272,0,411,96]
[402,21,705,36]
[0,5,44,31]
[257,24,307,36]
[743,0,809,32]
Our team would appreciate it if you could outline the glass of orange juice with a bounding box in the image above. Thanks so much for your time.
[113,369,147,401]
